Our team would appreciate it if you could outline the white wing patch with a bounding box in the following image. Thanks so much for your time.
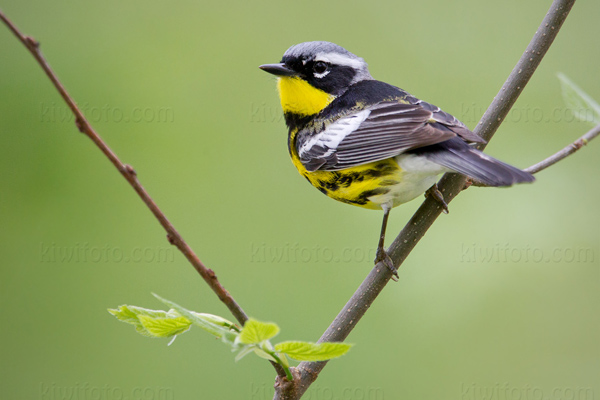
[298,110,372,158]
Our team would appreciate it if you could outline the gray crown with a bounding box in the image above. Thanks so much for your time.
[283,41,372,83]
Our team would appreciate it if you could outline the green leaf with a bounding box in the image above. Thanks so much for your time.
[152,293,238,343]
[275,341,353,361]
[252,347,277,362]
[109,306,141,325]
[234,345,255,362]
[110,295,342,377]
[109,305,170,322]
[237,318,280,345]
[108,305,177,337]
[138,315,191,338]
[191,312,240,332]
[558,72,600,125]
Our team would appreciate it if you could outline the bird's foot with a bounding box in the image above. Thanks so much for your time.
[425,183,449,214]
[375,247,399,282]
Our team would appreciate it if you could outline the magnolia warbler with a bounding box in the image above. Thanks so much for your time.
[259,41,534,278]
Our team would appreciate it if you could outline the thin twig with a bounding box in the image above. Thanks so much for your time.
[525,123,600,174]
[0,10,249,326]
[275,0,577,398]
[469,123,600,186]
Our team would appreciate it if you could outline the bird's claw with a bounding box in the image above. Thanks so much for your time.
[425,183,449,214]
[375,248,399,282]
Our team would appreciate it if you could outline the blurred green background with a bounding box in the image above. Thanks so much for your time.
[1,0,598,399]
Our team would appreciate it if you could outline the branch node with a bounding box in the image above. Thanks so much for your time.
[166,233,177,246]
[274,367,300,399]
[124,164,137,176]
[573,138,587,149]
[75,116,86,133]
[24,35,39,49]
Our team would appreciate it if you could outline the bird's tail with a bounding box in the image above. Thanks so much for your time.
[414,138,535,187]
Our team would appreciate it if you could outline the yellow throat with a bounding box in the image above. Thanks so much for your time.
[277,76,335,116]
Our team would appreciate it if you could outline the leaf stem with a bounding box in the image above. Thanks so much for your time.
[269,352,293,381]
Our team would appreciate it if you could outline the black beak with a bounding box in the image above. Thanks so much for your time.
[259,63,297,77]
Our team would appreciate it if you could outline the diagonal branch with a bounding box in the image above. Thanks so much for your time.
[0,9,294,380]
[275,0,578,398]
[0,11,249,327]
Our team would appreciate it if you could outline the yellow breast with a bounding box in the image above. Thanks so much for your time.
[291,148,404,210]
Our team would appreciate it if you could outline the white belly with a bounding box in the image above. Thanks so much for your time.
[367,154,448,208]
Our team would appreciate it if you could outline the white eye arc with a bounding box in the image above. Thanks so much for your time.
[313,70,330,79]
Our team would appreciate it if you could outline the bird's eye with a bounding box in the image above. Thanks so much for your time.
[312,61,329,76]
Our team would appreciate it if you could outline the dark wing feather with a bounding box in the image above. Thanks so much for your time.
[412,98,486,143]
[412,137,535,186]
[299,101,482,172]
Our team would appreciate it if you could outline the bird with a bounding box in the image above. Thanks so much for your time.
[259,41,534,279]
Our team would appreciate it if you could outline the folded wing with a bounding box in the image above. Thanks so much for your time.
[298,101,484,172]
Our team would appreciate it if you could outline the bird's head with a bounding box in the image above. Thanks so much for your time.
[260,41,372,119]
